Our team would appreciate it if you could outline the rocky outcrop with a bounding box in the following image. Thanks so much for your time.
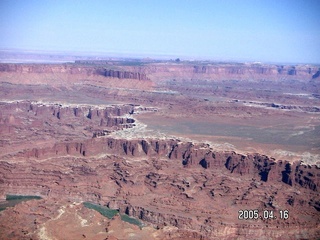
[71,60,320,81]
[0,101,136,154]
[1,136,319,239]
[0,63,149,80]
[0,101,134,118]
[138,63,320,81]
[1,100,135,121]
[4,137,318,193]
[312,69,320,79]
[1,63,319,83]
[104,69,148,80]
[294,164,319,191]
[192,64,319,80]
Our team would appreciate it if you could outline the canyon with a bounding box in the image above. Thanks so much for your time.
[0,59,319,239]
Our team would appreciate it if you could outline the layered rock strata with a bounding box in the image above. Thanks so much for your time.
[1,136,319,239]
[0,63,149,80]
[1,62,319,82]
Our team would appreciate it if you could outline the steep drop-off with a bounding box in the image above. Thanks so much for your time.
[1,62,319,82]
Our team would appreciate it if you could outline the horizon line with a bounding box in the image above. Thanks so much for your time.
[0,48,320,66]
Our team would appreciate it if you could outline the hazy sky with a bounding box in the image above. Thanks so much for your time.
[1,0,320,63]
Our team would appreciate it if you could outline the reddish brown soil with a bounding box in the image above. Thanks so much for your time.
[0,61,319,239]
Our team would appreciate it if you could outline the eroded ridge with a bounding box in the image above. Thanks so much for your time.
[0,100,137,155]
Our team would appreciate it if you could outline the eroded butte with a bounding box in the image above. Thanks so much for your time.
[0,61,319,239]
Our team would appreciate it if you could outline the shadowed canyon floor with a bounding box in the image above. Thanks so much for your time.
[0,60,319,239]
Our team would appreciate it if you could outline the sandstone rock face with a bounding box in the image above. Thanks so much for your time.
[1,62,319,83]
[0,63,149,80]
[4,137,318,192]
[105,69,148,80]
[139,63,320,81]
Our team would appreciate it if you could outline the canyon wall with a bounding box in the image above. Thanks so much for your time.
[136,63,320,81]
[1,137,319,238]
[0,63,149,80]
[2,138,319,195]
[1,62,319,83]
